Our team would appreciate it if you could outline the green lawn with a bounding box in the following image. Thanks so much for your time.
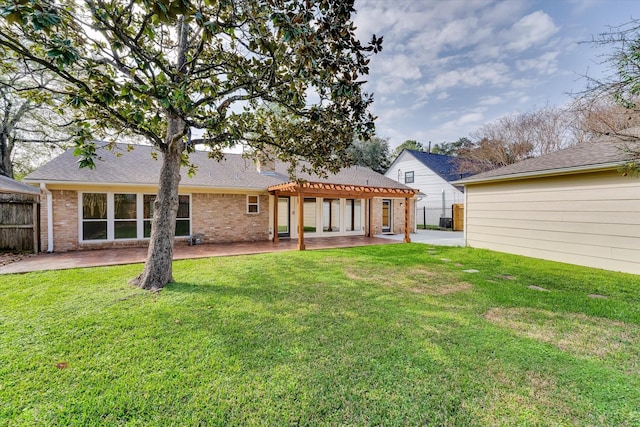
[1,244,639,426]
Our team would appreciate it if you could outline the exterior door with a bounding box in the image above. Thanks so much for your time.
[382,199,392,233]
[277,197,290,237]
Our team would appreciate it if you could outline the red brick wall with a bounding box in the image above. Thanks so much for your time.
[43,190,270,251]
[191,193,269,243]
[51,190,79,251]
[370,197,415,236]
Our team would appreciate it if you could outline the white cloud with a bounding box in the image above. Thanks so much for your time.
[478,95,503,106]
[421,63,510,94]
[516,51,560,75]
[504,11,559,52]
[436,92,450,100]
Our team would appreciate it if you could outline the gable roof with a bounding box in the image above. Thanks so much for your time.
[24,143,411,191]
[455,132,640,185]
[0,174,40,195]
[403,149,474,182]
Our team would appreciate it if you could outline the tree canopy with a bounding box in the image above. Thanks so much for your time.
[0,0,382,289]
[347,136,390,174]
[390,139,423,160]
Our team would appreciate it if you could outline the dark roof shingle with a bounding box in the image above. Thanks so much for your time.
[405,150,474,182]
[25,143,410,191]
[0,174,40,195]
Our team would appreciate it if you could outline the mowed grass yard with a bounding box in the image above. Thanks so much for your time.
[1,244,639,426]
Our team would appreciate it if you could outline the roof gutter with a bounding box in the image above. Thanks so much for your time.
[452,162,622,186]
[40,183,54,253]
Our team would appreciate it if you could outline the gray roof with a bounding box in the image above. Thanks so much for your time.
[455,132,640,184]
[0,174,40,195]
[25,143,410,191]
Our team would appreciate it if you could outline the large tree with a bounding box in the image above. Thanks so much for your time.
[347,136,389,174]
[0,49,73,178]
[390,139,423,160]
[0,0,381,290]
[431,137,472,156]
[459,106,575,174]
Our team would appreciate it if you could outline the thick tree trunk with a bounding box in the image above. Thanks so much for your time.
[129,115,186,290]
[0,131,13,178]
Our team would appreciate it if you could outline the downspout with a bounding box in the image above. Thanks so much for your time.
[40,183,54,252]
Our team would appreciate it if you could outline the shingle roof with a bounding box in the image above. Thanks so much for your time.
[405,150,474,182]
[25,143,410,191]
[0,174,40,195]
[455,131,640,184]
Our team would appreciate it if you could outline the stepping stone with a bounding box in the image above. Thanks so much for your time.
[497,274,516,280]
[528,285,549,292]
[440,258,452,262]
[463,269,479,273]
[588,294,608,299]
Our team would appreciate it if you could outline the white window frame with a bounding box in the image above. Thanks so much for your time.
[247,194,259,214]
[405,171,414,184]
[78,192,192,243]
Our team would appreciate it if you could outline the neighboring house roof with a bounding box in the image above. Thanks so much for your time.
[0,174,40,195]
[402,149,474,183]
[24,143,410,191]
[455,132,640,185]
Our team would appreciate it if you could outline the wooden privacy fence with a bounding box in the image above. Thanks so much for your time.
[0,192,39,253]
[452,203,464,231]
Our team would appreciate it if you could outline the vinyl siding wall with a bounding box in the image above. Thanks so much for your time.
[465,170,640,274]
[385,152,464,226]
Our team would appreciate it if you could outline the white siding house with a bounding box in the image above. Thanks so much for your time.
[385,150,472,227]
[455,133,640,275]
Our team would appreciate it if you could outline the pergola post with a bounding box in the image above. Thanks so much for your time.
[368,198,373,238]
[273,191,279,243]
[297,190,305,250]
[404,196,411,243]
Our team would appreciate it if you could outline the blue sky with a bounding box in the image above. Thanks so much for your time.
[352,0,638,150]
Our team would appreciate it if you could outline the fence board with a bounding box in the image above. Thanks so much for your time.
[453,204,464,231]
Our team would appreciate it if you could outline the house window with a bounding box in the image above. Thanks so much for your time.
[81,192,190,241]
[143,194,191,238]
[303,198,317,233]
[114,193,137,239]
[322,199,340,232]
[405,171,414,184]
[345,199,362,231]
[247,195,259,213]
[82,193,107,240]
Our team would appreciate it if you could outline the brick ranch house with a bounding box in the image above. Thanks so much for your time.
[24,143,418,252]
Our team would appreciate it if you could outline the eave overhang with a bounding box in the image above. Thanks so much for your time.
[452,162,623,186]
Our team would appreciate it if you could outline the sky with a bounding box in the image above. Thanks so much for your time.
[352,0,639,150]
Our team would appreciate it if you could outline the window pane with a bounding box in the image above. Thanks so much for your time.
[322,199,340,232]
[175,219,190,236]
[353,200,362,231]
[303,198,316,233]
[345,199,362,231]
[115,220,137,239]
[83,221,107,240]
[114,194,137,219]
[144,220,152,238]
[144,195,155,219]
[248,204,258,213]
[248,195,258,204]
[82,193,107,219]
[177,195,190,218]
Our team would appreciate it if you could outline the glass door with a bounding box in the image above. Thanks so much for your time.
[382,199,392,233]
[277,197,290,237]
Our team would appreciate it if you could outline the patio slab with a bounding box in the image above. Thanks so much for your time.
[0,236,399,274]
